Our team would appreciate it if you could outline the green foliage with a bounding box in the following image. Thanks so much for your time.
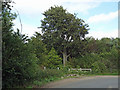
[2,1,39,87]
[32,69,65,87]
[41,5,89,66]
[71,53,100,68]
[35,69,64,82]
[92,60,107,73]
[28,33,48,66]
[44,47,62,68]
[70,41,118,74]
[2,29,39,87]
[2,1,119,88]
[99,46,118,72]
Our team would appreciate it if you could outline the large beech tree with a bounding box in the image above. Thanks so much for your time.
[41,6,89,66]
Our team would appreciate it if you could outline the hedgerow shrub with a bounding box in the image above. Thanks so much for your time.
[35,69,64,81]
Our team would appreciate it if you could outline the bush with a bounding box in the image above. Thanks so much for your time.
[44,47,62,69]
[2,31,39,87]
[91,61,107,73]
[72,53,100,68]
[36,69,64,81]
[2,1,40,87]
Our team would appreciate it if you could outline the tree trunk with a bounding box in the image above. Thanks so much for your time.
[62,48,70,67]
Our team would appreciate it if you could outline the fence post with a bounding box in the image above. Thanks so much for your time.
[57,67,59,70]
[44,67,46,70]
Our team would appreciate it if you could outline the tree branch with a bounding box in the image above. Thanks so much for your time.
[60,51,63,54]
[67,54,70,58]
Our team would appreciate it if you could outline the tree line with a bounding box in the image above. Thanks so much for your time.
[2,1,119,87]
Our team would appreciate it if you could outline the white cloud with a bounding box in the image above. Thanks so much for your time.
[13,19,41,37]
[11,0,102,37]
[21,24,42,37]
[87,11,118,23]
[86,29,118,39]
[12,0,119,20]
[12,0,102,16]
[12,0,119,38]
[13,0,60,15]
[62,2,100,14]
[62,0,119,2]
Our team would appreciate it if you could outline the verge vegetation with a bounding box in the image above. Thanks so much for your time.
[2,0,119,88]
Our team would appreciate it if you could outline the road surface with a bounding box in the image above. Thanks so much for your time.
[42,76,118,88]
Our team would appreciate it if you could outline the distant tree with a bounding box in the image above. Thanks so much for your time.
[97,38,112,53]
[83,37,97,54]
[41,6,89,66]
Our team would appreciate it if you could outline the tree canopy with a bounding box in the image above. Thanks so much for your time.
[41,6,89,66]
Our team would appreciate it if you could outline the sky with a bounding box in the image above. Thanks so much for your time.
[12,0,119,39]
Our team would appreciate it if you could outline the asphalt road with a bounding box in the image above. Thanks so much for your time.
[51,76,118,88]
